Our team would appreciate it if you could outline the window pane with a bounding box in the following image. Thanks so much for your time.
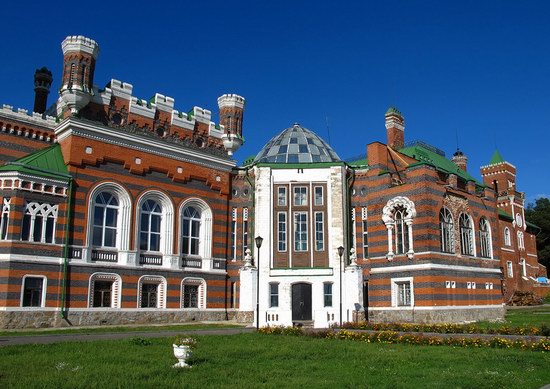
[104,227,116,247]
[45,217,55,244]
[21,214,31,241]
[150,233,160,252]
[33,215,43,243]
[93,206,103,226]
[151,214,161,233]
[140,232,149,251]
[22,277,43,307]
[105,208,117,227]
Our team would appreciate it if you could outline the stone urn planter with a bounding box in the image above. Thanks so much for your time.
[172,336,196,368]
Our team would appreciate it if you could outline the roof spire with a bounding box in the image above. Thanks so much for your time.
[488,149,505,165]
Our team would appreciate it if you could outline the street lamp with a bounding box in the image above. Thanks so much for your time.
[337,245,345,327]
[255,236,264,330]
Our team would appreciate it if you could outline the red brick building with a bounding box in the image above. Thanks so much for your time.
[0,36,546,328]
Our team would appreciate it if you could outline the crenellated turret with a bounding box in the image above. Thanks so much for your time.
[59,35,100,115]
[218,94,245,155]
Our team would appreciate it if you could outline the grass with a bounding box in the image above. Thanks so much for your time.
[502,306,550,328]
[0,323,242,337]
[0,333,548,388]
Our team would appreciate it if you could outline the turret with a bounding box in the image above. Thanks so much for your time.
[451,148,468,171]
[385,107,405,150]
[33,67,53,114]
[218,94,245,156]
[480,150,516,195]
[59,35,100,115]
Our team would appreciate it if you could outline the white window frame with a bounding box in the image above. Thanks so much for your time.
[507,261,513,278]
[323,282,333,307]
[0,197,10,240]
[21,202,58,244]
[479,217,492,258]
[439,208,454,253]
[277,187,287,206]
[231,208,237,261]
[243,208,249,257]
[137,275,166,309]
[294,211,308,251]
[314,186,323,206]
[391,277,414,307]
[88,272,122,308]
[362,207,368,259]
[277,212,287,252]
[20,275,47,308]
[181,277,206,309]
[517,231,525,250]
[503,227,511,246]
[269,282,279,308]
[314,211,324,251]
[382,196,416,260]
[87,183,132,251]
[136,191,174,257]
[459,213,475,256]
[179,199,213,259]
[293,186,307,206]
[520,258,527,278]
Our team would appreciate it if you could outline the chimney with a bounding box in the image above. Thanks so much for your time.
[385,107,405,150]
[452,148,468,171]
[33,67,53,114]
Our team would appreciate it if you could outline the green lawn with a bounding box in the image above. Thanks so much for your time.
[0,333,548,388]
[503,306,550,328]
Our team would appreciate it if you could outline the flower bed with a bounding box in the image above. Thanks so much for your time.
[340,321,550,336]
[258,326,550,352]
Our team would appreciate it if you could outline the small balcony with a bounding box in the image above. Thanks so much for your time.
[91,249,118,262]
[139,253,163,266]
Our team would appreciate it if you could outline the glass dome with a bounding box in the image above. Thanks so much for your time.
[254,124,340,164]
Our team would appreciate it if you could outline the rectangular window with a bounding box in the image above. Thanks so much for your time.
[507,261,513,278]
[278,187,287,206]
[351,208,356,251]
[269,283,279,308]
[231,208,237,261]
[362,220,368,259]
[397,282,411,306]
[22,277,44,307]
[183,285,199,308]
[0,197,10,240]
[294,212,308,251]
[294,187,307,206]
[324,283,333,307]
[21,202,57,244]
[315,212,324,251]
[278,212,287,252]
[141,283,158,308]
[243,208,249,258]
[314,186,323,206]
[230,282,237,309]
[93,281,113,307]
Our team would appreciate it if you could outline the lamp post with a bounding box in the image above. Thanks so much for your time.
[337,245,345,327]
[255,236,263,330]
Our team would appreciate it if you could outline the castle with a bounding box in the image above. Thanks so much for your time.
[0,36,546,328]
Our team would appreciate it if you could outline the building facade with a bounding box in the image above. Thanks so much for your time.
[0,36,546,328]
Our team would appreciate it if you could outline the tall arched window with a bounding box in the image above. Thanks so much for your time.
[92,193,119,248]
[394,206,409,255]
[182,206,201,255]
[139,199,162,252]
[459,213,474,256]
[517,231,525,250]
[503,227,511,246]
[479,217,492,258]
[382,196,416,260]
[439,208,454,253]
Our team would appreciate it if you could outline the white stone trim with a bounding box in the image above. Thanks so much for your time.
[369,304,504,311]
[88,272,122,308]
[135,190,175,258]
[181,277,207,309]
[370,263,502,274]
[137,275,167,309]
[391,277,414,307]
[178,198,213,260]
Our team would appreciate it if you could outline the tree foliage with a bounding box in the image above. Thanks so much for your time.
[525,197,550,271]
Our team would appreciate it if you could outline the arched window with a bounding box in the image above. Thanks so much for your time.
[137,275,166,308]
[88,272,121,308]
[517,231,525,250]
[182,206,201,255]
[21,202,58,243]
[503,227,511,246]
[382,196,416,260]
[479,218,492,258]
[179,199,212,259]
[139,199,162,252]
[439,208,454,253]
[394,206,409,255]
[92,193,119,248]
[459,213,475,256]
[87,183,132,252]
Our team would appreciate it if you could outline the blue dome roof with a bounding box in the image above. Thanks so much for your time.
[254,124,340,164]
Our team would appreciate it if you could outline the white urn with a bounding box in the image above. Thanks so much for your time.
[172,344,193,368]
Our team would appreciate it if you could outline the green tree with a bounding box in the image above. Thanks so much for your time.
[525,197,550,271]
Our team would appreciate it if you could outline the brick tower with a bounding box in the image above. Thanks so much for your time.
[385,107,405,150]
[33,67,53,114]
[59,35,100,116]
[451,148,468,171]
[218,94,245,155]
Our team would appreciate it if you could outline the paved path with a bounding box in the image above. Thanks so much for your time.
[0,327,254,347]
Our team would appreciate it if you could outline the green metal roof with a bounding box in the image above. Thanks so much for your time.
[489,149,505,165]
[0,144,70,181]
[400,144,481,184]
[498,209,539,230]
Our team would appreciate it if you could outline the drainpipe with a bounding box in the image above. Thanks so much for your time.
[244,167,256,244]
[60,178,73,320]
[345,165,355,265]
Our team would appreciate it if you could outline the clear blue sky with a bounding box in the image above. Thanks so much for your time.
[1,0,548,202]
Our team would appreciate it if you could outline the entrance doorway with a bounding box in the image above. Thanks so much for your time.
[291,283,312,321]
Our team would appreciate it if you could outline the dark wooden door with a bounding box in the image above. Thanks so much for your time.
[292,283,312,321]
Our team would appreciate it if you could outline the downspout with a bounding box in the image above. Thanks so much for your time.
[60,178,73,320]
[244,167,256,245]
[345,164,355,265]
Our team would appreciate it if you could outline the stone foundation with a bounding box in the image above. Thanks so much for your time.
[368,306,505,324]
[0,309,254,329]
